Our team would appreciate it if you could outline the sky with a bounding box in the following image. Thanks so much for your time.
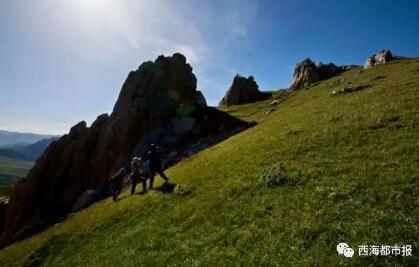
[0,0,418,135]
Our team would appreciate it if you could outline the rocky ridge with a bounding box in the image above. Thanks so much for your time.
[219,75,270,106]
[1,53,250,246]
[364,49,395,69]
[289,58,344,91]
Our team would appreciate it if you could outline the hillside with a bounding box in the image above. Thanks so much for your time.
[0,157,33,187]
[0,157,33,201]
[0,59,418,266]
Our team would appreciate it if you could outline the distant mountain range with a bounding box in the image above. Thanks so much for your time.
[0,130,59,161]
[0,130,57,148]
[0,137,59,161]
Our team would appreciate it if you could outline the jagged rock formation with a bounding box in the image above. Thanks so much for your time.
[289,59,319,91]
[194,90,207,106]
[1,53,250,246]
[219,75,270,106]
[364,49,394,69]
[289,58,344,91]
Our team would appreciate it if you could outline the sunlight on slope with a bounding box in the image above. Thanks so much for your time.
[0,59,418,266]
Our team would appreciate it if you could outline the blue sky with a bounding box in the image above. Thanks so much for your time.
[0,0,418,134]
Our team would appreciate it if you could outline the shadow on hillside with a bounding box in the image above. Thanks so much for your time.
[156,182,176,194]
[132,106,257,173]
[4,107,255,248]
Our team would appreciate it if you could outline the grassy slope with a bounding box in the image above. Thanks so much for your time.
[0,156,33,198]
[0,60,418,266]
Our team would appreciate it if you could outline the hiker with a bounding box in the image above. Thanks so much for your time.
[110,167,126,202]
[131,157,147,194]
[147,144,169,189]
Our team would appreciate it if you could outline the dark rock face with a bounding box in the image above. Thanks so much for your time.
[194,90,207,106]
[364,49,394,69]
[0,202,7,233]
[219,75,270,106]
[71,190,97,213]
[70,106,251,214]
[0,53,206,245]
[289,58,344,91]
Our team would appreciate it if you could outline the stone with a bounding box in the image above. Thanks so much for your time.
[330,84,371,96]
[263,108,274,116]
[270,100,281,106]
[219,75,270,106]
[364,50,394,69]
[194,90,207,106]
[334,78,345,85]
[289,59,343,91]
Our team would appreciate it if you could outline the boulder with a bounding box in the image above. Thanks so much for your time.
[330,84,371,96]
[219,75,270,106]
[364,50,394,69]
[289,58,344,91]
[270,100,281,106]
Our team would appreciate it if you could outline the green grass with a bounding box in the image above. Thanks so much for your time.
[0,59,418,266]
[0,156,33,198]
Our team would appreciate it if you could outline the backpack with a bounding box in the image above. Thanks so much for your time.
[141,158,151,174]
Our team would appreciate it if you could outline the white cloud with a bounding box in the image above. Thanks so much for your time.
[12,0,257,74]
[3,0,258,134]
[57,0,211,65]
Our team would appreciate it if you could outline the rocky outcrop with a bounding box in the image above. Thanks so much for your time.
[194,90,207,106]
[317,62,344,80]
[1,53,250,246]
[289,58,344,91]
[219,75,270,106]
[289,59,319,91]
[364,50,394,69]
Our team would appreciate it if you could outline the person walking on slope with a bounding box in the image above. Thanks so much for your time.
[131,157,147,194]
[148,144,169,189]
[109,167,126,202]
